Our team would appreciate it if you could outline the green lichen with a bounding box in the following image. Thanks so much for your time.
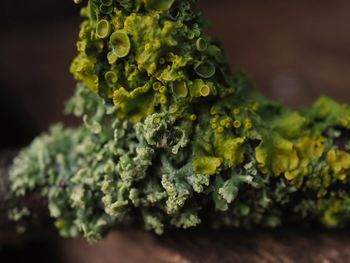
[8,0,350,242]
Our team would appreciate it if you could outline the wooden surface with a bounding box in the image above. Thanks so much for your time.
[61,228,350,263]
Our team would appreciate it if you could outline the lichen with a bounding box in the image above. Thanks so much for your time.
[8,0,350,242]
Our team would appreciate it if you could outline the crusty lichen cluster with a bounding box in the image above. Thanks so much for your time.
[9,0,350,242]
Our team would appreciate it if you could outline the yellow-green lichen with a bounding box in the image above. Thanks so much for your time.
[8,0,350,242]
[193,156,221,175]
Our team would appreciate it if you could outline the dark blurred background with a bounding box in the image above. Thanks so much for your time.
[1,0,350,261]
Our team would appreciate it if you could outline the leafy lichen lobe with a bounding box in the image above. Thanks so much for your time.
[9,0,350,241]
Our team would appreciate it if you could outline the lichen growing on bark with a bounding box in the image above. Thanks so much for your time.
[8,0,350,242]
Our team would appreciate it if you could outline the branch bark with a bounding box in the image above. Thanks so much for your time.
[59,228,350,263]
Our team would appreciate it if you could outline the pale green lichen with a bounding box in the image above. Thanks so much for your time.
[8,0,350,242]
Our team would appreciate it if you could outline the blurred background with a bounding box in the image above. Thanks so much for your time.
[1,0,350,261]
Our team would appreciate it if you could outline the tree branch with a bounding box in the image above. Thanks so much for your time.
[2,148,350,262]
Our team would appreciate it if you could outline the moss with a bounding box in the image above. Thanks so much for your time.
[8,0,350,241]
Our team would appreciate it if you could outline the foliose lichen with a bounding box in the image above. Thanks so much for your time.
[9,0,350,242]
